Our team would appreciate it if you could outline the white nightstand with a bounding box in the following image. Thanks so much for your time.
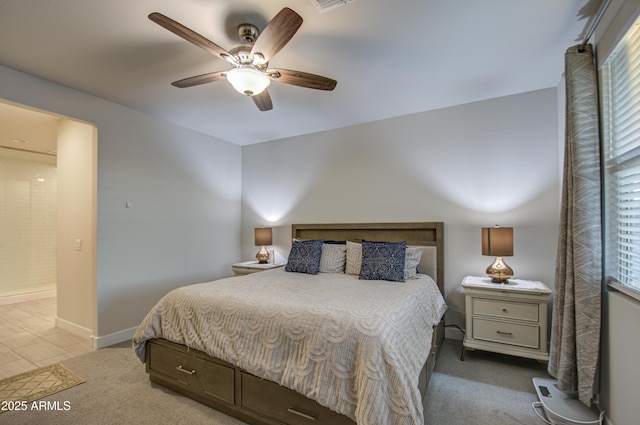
[461,275,551,362]
[231,261,284,276]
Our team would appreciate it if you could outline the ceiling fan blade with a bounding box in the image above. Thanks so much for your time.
[252,90,273,111]
[251,8,303,62]
[268,69,337,91]
[171,71,227,88]
[149,12,234,63]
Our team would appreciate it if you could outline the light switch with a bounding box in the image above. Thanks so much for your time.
[75,239,82,251]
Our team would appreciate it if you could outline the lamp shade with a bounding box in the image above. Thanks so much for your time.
[255,227,273,246]
[482,227,513,257]
[226,67,270,96]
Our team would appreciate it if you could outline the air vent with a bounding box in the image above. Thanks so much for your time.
[309,0,356,13]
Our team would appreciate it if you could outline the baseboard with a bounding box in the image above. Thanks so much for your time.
[92,326,137,349]
[55,316,93,340]
[54,317,137,349]
[0,289,56,305]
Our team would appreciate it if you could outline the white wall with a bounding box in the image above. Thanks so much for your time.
[94,101,242,344]
[601,290,640,425]
[241,88,561,334]
[56,119,97,337]
[0,65,242,346]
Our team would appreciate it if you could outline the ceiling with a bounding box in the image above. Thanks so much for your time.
[0,0,598,150]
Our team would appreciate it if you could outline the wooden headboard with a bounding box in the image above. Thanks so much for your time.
[291,222,444,294]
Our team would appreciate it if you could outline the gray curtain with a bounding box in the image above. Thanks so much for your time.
[548,44,602,406]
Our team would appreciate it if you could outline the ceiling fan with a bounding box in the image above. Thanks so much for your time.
[149,7,337,111]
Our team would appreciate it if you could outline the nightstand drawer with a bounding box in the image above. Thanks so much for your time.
[472,299,538,322]
[472,317,539,349]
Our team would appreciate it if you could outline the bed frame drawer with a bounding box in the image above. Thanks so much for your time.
[146,339,235,404]
[240,372,354,425]
[144,328,441,425]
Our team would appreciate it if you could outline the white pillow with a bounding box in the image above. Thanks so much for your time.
[404,246,424,280]
[345,241,362,275]
[319,244,347,273]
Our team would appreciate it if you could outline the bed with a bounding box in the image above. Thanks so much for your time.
[133,222,447,425]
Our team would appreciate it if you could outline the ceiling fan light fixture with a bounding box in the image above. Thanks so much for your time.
[226,67,270,96]
[150,8,336,110]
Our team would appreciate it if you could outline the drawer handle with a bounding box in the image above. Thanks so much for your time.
[496,330,513,336]
[502,308,508,312]
[176,365,196,375]
[288,407,316,421]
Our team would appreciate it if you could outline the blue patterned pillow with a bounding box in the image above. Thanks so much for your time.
[285,239,324,275]
[359,241,407,282]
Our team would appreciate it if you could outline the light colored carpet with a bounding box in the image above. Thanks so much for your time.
[424,338,549,424]
[1,338,549,424]
[0,363,84,410]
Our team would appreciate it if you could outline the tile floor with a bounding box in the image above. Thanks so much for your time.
[0,296,93,380]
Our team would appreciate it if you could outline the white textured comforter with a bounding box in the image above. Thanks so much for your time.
[133,269,447,425]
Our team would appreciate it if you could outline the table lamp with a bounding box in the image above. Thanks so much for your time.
[482,226,514,283]
[255,227,273,264]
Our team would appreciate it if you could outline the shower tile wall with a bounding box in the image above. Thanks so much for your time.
[0,149,57,297]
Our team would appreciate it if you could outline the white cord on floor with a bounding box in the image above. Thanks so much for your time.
[531,402,553,425]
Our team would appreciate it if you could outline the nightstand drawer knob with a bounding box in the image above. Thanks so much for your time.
[502,308,508,312]
[496,330,513,336]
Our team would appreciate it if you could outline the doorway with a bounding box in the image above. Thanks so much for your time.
[0,99,97,352]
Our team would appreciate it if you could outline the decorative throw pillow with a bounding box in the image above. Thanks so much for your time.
[359,241,407,282]
[319,244,347,273]
[285,239,324,275]
[345,241,363,275]
[404,246,424,280]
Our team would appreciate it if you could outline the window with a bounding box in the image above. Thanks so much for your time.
[601,14,640,300]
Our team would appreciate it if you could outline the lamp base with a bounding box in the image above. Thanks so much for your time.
[486,256,513,283]
[256,246,269,264]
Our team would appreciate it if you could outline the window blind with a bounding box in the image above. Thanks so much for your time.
[602,15,640,299]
